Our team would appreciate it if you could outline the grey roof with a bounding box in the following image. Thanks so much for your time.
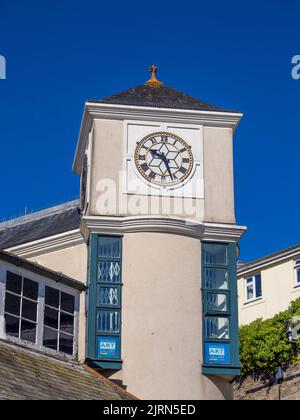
[0,201,81,249]
[0,249,86,292]
[0,340,134,400]
[90,82,239,113]
[238,243,300,276]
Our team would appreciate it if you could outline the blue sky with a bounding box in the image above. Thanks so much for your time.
[0,0,299,261]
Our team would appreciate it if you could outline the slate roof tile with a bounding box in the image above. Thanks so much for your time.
[90,82,239,113]
[0,201,81,249]
[0,340,134,400]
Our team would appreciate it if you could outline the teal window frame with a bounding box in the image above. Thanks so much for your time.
[86,234,123,370]
[202,242,240,376]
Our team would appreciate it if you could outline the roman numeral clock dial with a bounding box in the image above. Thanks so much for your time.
[134,132,194,187]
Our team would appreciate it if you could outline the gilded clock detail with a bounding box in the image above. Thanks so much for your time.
[134,132,194,186]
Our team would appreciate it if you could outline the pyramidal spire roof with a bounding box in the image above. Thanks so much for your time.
[89,65,239,114]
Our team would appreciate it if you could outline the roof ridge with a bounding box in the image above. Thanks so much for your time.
[95,82,204,102]
[92,83,142,102]
[0,200,79,231]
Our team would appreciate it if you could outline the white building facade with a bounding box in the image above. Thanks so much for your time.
[238,244,300,326]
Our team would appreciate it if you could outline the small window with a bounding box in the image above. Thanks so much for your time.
[202,244,228,266]
[294,260,300,286]
[43,286,75,355]
[204,316,230,340]
[203,268,229,290]
[2,271,78,357]
[98,237,121,259]
[206,292,229,313]
[97,310,120,333]
[245,273,262,302]
[4,272,38,344]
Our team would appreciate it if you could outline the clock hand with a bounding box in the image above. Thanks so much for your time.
[163,158,173,180]
[159,153,173,180]
[150,149,163,159]
[150,149,173,180]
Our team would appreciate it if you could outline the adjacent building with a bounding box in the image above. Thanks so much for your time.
[238,244,300,325]
[0,67,246,400]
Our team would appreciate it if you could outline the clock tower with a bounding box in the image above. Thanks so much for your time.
[73,66,246,400]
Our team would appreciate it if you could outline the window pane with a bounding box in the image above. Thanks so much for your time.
[98,262,121,284]
[61,292,75,314]
[297,269,300,284]
[203,244,228,266]
[97,310,120,333]
[59,333,73,355]
[207,293,228,312]
[6,272,22,295]
[60,312,74,335]
[98,237,121,259]
[97,286,120,307]
[246,284,254,301]
[5,314,19,338]
[22,299,37,322]
[203,268,228,290]
[44,307,59,330]
[45,287,59,309]
[23,278,38,301]
[255,274,262,298]
[20,320,36,343]
[43,327,58,351]
[205,317,230,340]
[5,293,21,316]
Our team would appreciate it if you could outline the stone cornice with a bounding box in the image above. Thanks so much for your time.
[82,215,246,242]
[73,102,243,175]
[6,229,85,259]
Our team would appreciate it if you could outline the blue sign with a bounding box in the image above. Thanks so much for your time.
[97,336,120,360]
[204,342,230,365]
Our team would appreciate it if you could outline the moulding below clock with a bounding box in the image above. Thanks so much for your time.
[82,215,247,243]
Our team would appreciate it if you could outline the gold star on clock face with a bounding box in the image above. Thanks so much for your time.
[134,132,194,186]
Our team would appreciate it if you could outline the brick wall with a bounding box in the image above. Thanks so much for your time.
[234,364,300,400]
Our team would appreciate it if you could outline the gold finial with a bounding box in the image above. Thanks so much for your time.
[147,64,162,87]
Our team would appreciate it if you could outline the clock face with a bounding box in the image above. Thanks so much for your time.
[134,132,194,186]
